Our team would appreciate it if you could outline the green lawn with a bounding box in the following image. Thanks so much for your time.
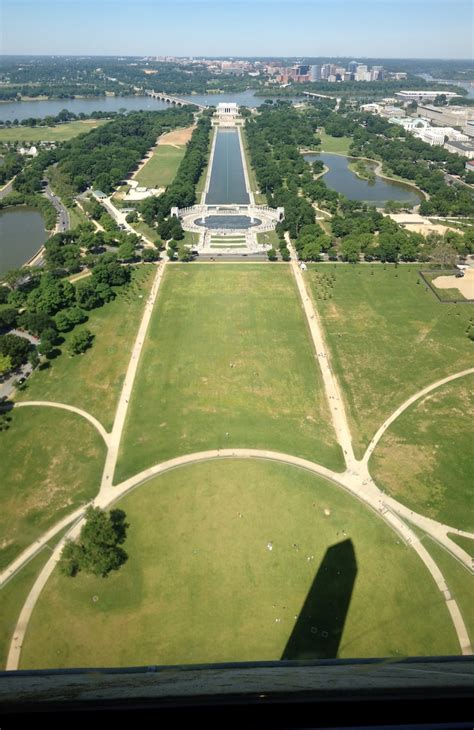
[305,265,473,458]
[0,407,105,570]
[114,265,343,483]
[131,220,159,244]
[182,230,199,247]
[422,271,469,302]
[257,230,280,247]
[196,127,215,198]
[134,145,186,189]
[16,266,155,431]
[67,202,89,230]
[371,374,474,531]
[320,130,352,155]
[0,120,108,144]
[20,459,459,669]
[416,535,474,645]
[0,525,73,669]
[448,533,474,557]
[241,128,267,205]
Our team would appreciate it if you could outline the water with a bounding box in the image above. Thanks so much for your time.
[196,215,261,229]
[0,90,300,122]
[304,152,424,205]
[0,207,48,274]
[416,74,474,100]
[205,129,250,205]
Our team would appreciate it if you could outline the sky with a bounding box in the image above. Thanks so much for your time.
[1,0,473,59]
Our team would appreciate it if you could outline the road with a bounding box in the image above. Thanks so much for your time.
[0,177,15,199]
[43,183,69,232]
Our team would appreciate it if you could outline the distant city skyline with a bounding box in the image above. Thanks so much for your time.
[1,0,473,59]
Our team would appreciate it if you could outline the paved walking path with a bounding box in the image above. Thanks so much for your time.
[11,400,110,446]
[286,235,356,469]
[5,447,472,670]
[4,252,473,669]
[362,368,474,466]
[99,261,166,490]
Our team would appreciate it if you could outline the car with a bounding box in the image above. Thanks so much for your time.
[455,271,464,278]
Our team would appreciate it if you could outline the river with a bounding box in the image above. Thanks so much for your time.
[304,152,424,206]
[0,207,48,275]
[0,91,300,122]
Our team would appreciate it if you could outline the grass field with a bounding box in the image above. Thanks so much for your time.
[305,265,473,458]
[416,535,474,644]
[448,534,474,557]
[0,120,107,144]
[134,145,185,189]
[370,374,474,531]
[0,407,105,569]
[182,230,199,247]
[131,220,159,243]
[421,271,470,302]
[19,459,459,669]
[320,130,352,155]
[114,265,343,483]
[241,128,267,205]
[0,524,73,669]
[16,266,155,431]
[257,230,280,247]
[196,126,215,199]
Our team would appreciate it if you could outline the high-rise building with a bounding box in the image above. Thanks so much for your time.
[310,65,322,81]
[371,65,384,81]
[348,61,358,74]
[321,64,332,79]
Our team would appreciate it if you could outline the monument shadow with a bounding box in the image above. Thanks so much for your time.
[282,539,357,661]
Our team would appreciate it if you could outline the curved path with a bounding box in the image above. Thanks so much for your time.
[362,368,474,467]
[4,256,473,668]
[5,447,472,670]
[10,400,110,447]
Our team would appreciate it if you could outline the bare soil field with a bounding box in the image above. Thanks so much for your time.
[433,269,474,299]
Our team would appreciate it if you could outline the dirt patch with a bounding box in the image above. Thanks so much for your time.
[432,269,474,300]
[159,126,195,146]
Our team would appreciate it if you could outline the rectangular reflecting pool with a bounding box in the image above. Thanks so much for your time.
[205,128,250,205]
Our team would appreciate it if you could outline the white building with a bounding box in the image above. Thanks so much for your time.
[414,127,469,146]
[216,102,239,117]
[444,140,474,159]
[388,116,430,132]
[396,90,460,103]
[360,103,383,114]
[215,102,240,126]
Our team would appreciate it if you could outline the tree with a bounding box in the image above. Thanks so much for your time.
[59,507,128,578]
[18,311,55,337]
[68,328,93,356]
[0,354,12,375]
[38,327,57,358]
[142,247,160,262]
[429,243,458,268]
[177,245,193,262]
[125,210,139,223]
[0,334,30,368]
[117,240,136,262]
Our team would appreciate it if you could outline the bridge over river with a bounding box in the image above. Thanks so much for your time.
[144,89,208,111]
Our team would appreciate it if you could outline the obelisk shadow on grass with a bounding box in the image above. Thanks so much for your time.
[281,539,357,661]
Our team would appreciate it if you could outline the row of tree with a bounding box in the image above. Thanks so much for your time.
[140,114,212,225]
